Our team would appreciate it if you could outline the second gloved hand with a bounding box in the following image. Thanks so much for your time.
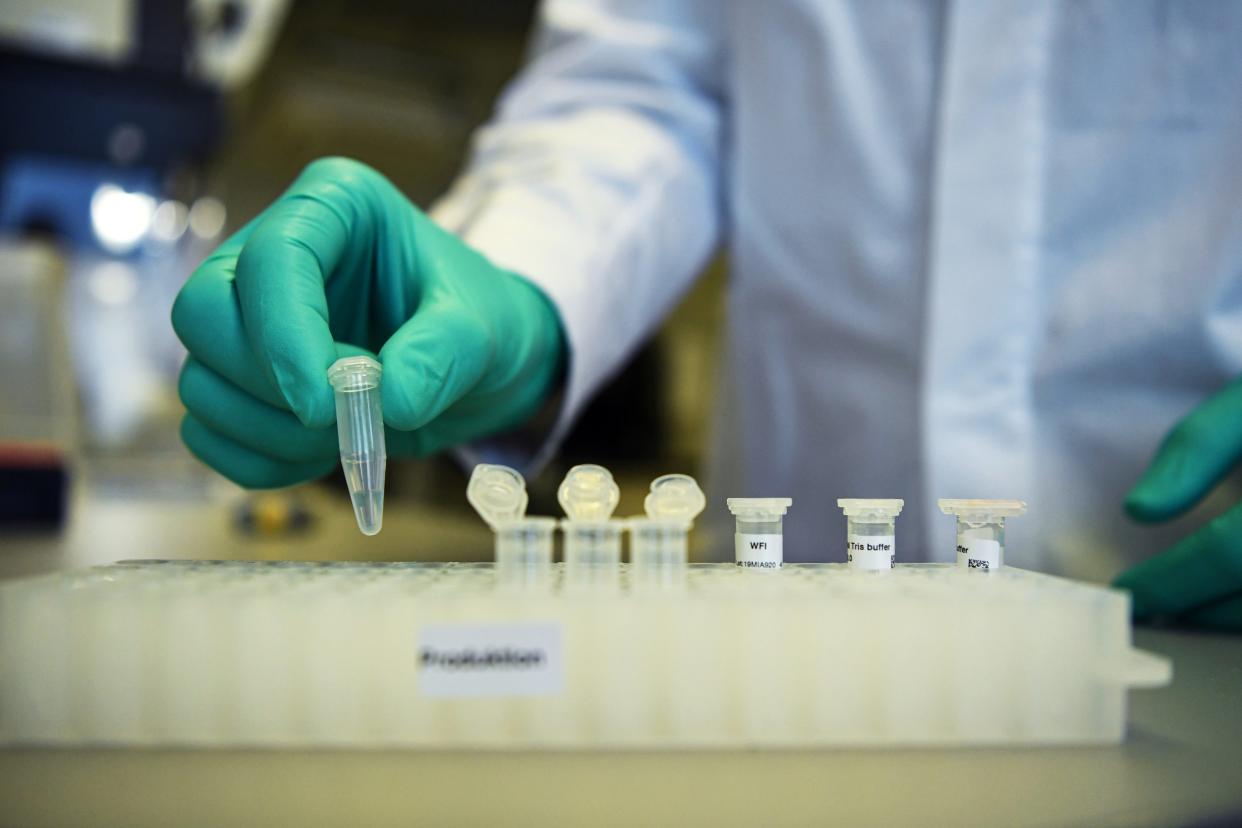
[1115,377,1242,631]
[171,157,565,488]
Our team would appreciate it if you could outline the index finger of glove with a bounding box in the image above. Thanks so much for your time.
[171,219,292,410]
[232,160,382,429]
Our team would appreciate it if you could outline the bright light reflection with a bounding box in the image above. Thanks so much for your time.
[189,196,227,240]
[90,184,156,253]
[150,199,189,243]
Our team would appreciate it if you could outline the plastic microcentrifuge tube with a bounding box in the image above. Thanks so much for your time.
[466,464,553,582]
[327,356,386,536]
[630,474,707,579]
[726,498,792,569]
[560,465,623,585]
[938,499,1027,571]
[496,518,556,586]
[837,499,904,571]
[562,521,623,569]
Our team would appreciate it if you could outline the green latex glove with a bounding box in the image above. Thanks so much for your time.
[171,157,565,488]
[1115,378,1242,631]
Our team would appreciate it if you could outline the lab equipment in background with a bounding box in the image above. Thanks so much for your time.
[0,0,291,201]
[232,491,312,537]
[629,473,707,588]
[327,356,385,536]
[0,241,75,529]
[0,559,1171,748]
[939,499,1028,571]
[726,497,792,569]
[837,499,904,571]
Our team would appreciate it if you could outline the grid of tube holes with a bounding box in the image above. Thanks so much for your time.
[0,560,1108,606]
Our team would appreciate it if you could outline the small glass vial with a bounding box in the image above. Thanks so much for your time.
[938,499,1028,571]
[837,499,904,570]
[726,498,792,569]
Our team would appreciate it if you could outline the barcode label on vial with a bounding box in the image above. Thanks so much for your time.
[736,534,783,568]
[958,539,1001,571]
[847,534,895,570]
[417,623,563,697]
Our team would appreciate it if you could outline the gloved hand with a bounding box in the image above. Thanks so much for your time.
[171,157,565,488]
[1115,378,1242,630]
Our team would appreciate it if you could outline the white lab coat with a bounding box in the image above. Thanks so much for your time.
[433,0,1242,577]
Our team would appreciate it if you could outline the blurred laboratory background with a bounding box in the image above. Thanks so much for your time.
[0,0,725,576]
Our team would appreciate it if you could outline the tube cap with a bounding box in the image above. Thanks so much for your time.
[938,499,1027,520]
[327,355,381,390]
[558,464,620,521]
[644,474,706,526]
[467,464,528,529]
[837,498,904,519]
[726,497,792,521]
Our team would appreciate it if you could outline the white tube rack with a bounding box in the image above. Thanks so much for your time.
[0,561,1170,748]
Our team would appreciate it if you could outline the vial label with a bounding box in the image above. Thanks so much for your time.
[847,534,895,570]
[958,539,1001,571]
[735,533,782,568]
[418,623,563,697]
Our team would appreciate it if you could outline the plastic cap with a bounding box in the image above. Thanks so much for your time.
[938,499,1027,520]
[726,497,792,521]
[558,464,620,521]
[644,474,706,526]
[837,498,904,518]
[327,355,381,390]
[467,464,528,529]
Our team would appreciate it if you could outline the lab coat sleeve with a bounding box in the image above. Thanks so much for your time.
[431,0,726,473]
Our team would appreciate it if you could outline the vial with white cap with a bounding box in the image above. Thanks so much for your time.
[726,498,792,569]
[938,499,1027,571]
[630,474,706,585]
[466,464,553,584]
[327,356,386,536]
[837,499,904,570]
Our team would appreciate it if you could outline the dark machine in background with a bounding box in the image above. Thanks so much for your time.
[0,0,676,536]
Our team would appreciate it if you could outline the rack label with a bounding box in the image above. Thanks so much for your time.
[958,539,1001,571]
[847,534,895,570]
[417,623,563,697]
[736,533,783,568]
